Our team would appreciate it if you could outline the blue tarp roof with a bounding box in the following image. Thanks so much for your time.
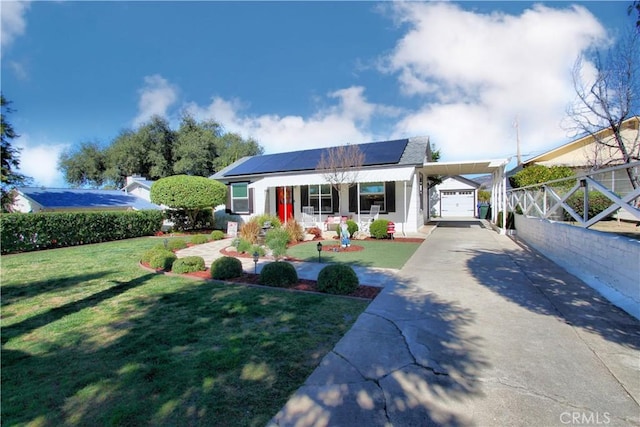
[18,187,162,210]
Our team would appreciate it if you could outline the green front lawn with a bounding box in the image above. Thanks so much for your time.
[287,239,422,269]
[1,238,368,426]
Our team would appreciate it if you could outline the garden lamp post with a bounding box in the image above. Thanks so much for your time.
[317,242,323,263]
[253,251,259,274]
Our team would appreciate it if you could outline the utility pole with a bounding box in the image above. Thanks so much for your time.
[514,115,522,166]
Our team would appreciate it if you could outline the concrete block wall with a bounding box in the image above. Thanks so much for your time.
[514,214,640,320]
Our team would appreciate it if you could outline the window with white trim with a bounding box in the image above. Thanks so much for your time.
[308,184,333,213]
[360,182,385,212]
[231,183,249,213]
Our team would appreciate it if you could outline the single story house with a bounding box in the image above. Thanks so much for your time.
[431,176,481,218]
[211,137,509,235]
[513,115,639,221]
[11,187,162,213]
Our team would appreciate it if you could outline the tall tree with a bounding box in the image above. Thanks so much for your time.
[1,95,29,211]
[316,144,365,213]
[58,141,108,188]
[173,114,221,176]
[58,115,264,187]
[104,116,175,187]
[565,25,639,188]
[213,132,263,172]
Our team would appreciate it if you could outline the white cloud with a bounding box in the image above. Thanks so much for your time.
[1,0,31,52]
[137,3,610,165]
[15,135,69,188]
[185,86,398,153]
[133,74,179,126]
[383,2,608,161]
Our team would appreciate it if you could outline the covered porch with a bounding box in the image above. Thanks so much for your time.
[249,158,509,235]
[249,166,422,235]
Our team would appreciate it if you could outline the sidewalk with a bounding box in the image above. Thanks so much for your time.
[267,220,640,426]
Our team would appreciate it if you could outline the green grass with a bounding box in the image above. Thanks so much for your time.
[1,237,368,426]
[287,239,422,269]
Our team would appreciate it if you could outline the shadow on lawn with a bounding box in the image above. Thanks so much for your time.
[1,273,156,345]
[1,279,365,426]
[1,271,117,308]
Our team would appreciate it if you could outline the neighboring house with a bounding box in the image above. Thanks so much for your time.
[122,175,155,202]
[519,116,639,189]
[431,176,480,218]
[514,116,640,221]
[211,136,509,234]
[11,187,162,213]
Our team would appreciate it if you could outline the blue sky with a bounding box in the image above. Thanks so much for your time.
[1,1,635,187]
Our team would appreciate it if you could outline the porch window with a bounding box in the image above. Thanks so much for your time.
[308,184,333,213]
[231,183,249,213]
[360,182,385,212]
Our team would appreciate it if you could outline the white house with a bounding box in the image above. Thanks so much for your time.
[211,137,509,235]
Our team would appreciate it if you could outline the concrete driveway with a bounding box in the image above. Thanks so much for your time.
[269,219,640,426]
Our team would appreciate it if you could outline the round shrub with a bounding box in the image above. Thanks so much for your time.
[369,219,390,239]
[149,249,177,270]
[166,238,188,251]
[317,264,359,295]
[210,230,225,240]
[346,220,358,237]
[141,246,168,264]
[190,235,208,245]
[172,256,206,274]
[259,261,298,288]
[210,256,243,280]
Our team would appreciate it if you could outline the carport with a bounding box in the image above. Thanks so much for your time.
[418,158,510,231]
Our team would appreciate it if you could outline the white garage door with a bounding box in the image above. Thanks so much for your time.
[440,190,475,217]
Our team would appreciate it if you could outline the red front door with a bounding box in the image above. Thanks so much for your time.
[276,186,294,223]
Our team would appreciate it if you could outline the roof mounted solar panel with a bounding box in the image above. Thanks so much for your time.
[223,138,409,177]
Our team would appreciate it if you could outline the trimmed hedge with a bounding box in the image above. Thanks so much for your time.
[210,256,243,280]
[172,256,206,274]
[0,210,163,254]
[259,261,298,288]
[317,264,359,295]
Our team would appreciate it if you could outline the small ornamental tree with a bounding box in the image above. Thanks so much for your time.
[151,175,226,229]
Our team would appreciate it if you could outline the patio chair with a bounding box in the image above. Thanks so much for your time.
[359,204,381,234]
[301,206,317,229]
